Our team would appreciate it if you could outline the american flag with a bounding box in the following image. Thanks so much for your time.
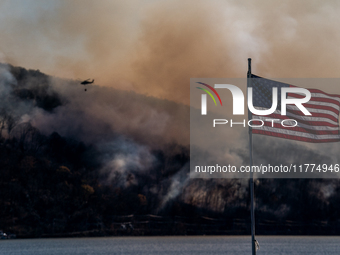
[251,74,340,143]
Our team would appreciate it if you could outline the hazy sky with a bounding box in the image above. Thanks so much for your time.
[1,0,340,104]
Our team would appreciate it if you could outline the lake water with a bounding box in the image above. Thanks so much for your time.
[1,236,340,255]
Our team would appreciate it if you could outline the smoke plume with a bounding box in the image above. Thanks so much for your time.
[1,0,340,105]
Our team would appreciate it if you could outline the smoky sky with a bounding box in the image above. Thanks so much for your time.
[1,0,340,105]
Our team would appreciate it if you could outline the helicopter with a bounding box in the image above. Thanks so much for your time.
[80,79,94,91]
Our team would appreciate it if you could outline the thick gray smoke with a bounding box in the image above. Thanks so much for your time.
[1,0,340,105]
[26,76,188,148]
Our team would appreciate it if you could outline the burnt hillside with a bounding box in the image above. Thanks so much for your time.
[0,63,340,237]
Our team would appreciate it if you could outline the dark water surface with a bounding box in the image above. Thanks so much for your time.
[1,236,340,255]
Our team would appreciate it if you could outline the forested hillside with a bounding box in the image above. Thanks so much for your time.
[1,63,340,237]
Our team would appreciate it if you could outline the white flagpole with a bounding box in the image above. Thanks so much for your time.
[247,58,256,255]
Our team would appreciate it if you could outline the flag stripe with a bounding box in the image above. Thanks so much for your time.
[295,99,340,111]
[252,128,340,143]
[252,125,340,139]
[251,120,339,135]
[254,113,338,128]
[253,115,340,131]
[288,93,340,105]
[288,92,340,102]
[287,105,339,118]
[255,108,339,127]
[286,109,339,122]
[294,103,340,115]
[304,88,340,99]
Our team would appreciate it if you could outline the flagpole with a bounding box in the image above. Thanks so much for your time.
[247,58,256,255]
